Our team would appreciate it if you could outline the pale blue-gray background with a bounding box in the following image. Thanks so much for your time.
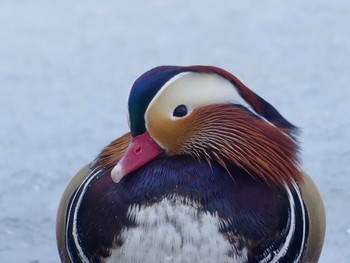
[1,1,349,262]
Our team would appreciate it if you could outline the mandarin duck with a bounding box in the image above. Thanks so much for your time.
[56,66,325,263]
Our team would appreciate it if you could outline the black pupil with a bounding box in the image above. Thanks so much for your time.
[173,104,188,118]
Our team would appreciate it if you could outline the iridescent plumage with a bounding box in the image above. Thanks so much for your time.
[57,66,325,263]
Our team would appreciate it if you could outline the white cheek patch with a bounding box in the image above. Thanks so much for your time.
[145,71,287,141]
[145,72,259,125]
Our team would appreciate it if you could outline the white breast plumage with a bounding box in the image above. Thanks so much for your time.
[105,196,248,263]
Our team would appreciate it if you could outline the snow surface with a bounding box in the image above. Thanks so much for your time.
[1,0,349,262]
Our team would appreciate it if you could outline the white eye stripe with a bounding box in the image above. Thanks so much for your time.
[146,72,191,115]
[145,72,259,123]
[144,71,293,142]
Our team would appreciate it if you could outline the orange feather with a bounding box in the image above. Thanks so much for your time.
[97,133,131,169]
[179,104,302,189]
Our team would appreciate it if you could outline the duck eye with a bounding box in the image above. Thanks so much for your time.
[173,104,188,118]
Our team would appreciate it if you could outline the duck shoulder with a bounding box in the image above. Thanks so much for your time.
[300,173,326,263]
[56,133,131,263]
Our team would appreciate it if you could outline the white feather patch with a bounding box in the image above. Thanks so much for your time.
[105,196,248,263]
[146,72,259,121]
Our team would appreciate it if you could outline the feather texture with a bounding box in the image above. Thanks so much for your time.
[184,104,302,188]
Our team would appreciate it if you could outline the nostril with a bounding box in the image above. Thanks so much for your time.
[134,146,142,154]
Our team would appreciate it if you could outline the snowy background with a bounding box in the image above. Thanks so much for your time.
[1,0,349,262]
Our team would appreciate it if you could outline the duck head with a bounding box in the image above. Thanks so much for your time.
[111,66,302,188]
